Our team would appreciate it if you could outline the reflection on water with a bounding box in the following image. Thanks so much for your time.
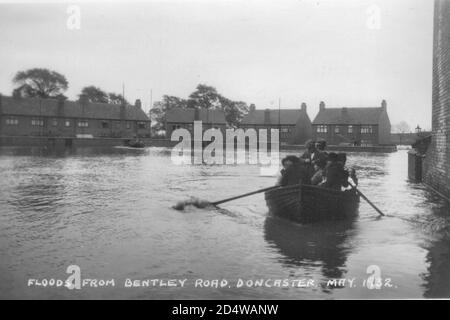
[0,146,449,299]
[264,216,355,292]
[264,216,357,292]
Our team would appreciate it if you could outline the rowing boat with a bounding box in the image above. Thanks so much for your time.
[264,184,360,223]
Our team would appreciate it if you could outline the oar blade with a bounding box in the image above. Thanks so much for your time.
[173,198,213,211]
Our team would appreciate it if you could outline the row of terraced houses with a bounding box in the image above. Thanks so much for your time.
[0,93,392,147]
[0,94,151,144]
[166,99,392,146]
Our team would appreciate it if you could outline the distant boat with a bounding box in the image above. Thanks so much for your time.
[124,139,145,148]
[265,184,360,223]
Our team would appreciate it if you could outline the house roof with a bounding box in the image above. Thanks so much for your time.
[0,96,149,121]
[312,107,384,125]
[241,109,308,125]
[166,108,227,124]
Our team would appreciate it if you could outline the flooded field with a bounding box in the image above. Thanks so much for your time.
[0,147,449,299]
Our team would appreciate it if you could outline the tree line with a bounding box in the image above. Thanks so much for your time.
[10,68,250,130]
[151,84,249,130]
[11,68,128,105]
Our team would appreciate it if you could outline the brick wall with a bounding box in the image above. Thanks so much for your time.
[423,0,450,198]
[0,115,151,138]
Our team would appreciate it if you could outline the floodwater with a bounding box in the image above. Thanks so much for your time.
[0,146,449,299]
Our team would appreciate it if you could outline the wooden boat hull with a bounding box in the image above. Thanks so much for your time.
[265,184,360,223]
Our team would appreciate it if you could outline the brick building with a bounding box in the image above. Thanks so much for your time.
[239,103,312,145]
[423,0,450,199]
[312,101,391,146]
[0,95,151,139]
[165,108,227,137]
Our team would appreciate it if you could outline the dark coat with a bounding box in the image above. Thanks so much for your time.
[312,151,328,166]
[322,162,348,190]
[279,163,310,186]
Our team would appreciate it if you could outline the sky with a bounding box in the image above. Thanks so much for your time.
[0,0,434,130]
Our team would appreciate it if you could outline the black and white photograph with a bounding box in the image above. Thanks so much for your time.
[0,0,449,304]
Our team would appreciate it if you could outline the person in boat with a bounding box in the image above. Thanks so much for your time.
[312,139,328,167]
[310,158,327,185]
[315,138,327,153]
[336,152,358,187]
[300,140,317,181]
[300,140,315,162]
[319,152,348,190]
[336,153,350,189]
[278,155,309,186]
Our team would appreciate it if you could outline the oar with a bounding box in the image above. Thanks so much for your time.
[349,180,385,216]
[173,185,281,210]
[211,185,280,206]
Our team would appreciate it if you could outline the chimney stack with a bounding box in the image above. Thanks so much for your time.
[264,109,271,124]
[301,102,307,112]
[319,101,325,111]
[249,104,256,112]
[135,99,142,109]
[381,99,387,111]
[79,94,89,106]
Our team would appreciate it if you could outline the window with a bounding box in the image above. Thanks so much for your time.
[360,140,373,146]
[361,125,373,134]
[316,125,328,133]
[137,122,146,129]
[31,119,44,126]
[101,121,109,129]
[5,117,19,125]
[348,125,353,134]
[65,120,71,127]
[281,127,289,133]
[77,121,89,127]
[126,122,131,129]
[334,126,340,134]
[52,119,58,126]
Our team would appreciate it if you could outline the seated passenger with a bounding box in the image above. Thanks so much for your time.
[311,159,326,185]
[300,140,316,181]
[320,152,345,190]
[315,139,327,153]
[278,155,309,186]
[337,153,350,188]
[336,152,358,187]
